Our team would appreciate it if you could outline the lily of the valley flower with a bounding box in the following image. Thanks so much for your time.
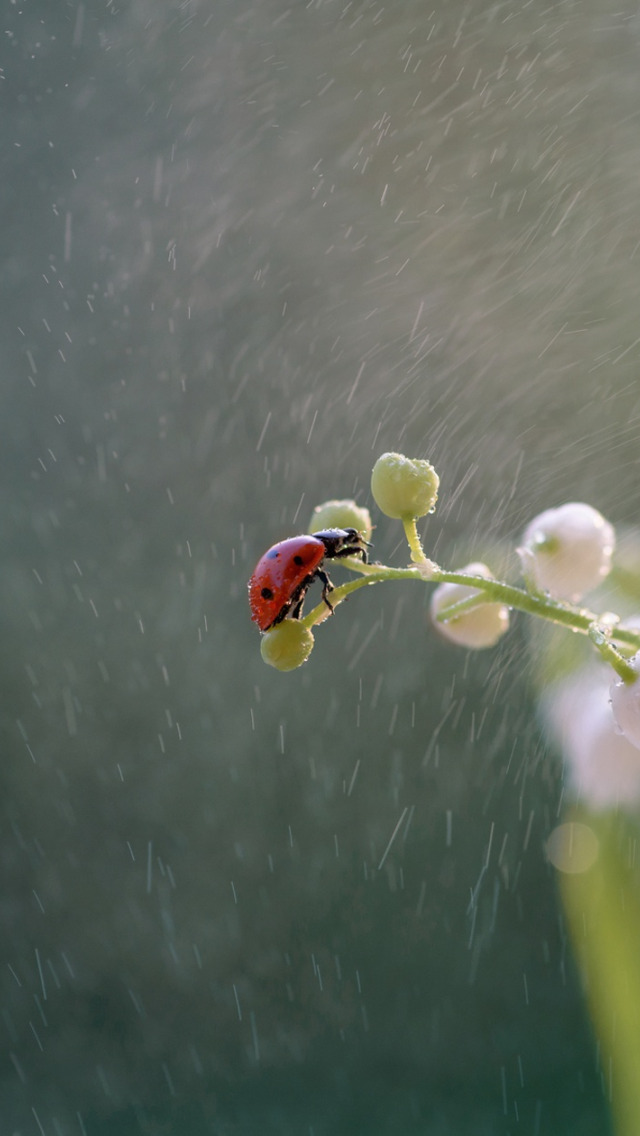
[429,562,510,649]
[519,502,615,602]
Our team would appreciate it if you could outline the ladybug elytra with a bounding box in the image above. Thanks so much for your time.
[248,528,369,632]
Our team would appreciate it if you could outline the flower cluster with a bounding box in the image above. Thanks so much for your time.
[247,451,640,1136]
[248,452,640,799]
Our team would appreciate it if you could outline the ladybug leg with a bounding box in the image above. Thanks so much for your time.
[288,576,314,621]
[287,568,337,622]
[290,592,307,620]
[317,567,335,613]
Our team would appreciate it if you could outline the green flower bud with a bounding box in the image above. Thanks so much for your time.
[260,620,315,671]
[309,499,373,541]
[371,452,439,520]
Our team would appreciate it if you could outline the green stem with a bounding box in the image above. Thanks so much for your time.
[300,559,640,655]
[433,592,498,623]
[402,516,430,566]
[588,624,638,684]
[430,569,640,651]
[300,567,424,629]
[559,808,640,1136]
[432,569,592,628]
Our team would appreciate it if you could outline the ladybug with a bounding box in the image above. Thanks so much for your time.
[248,527,369,632]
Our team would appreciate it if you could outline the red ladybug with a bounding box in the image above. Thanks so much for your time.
[248,527,369,632]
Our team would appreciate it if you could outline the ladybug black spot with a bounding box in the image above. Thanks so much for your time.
[261,586,274,600]
[293,554,305,566]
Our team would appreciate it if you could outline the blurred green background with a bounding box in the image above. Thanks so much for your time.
[4,0,640,1131]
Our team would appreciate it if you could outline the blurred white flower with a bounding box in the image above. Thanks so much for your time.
[541,666,640,810]
[429,562,509,649]
[610,652,640,752]
[519,502,615,602]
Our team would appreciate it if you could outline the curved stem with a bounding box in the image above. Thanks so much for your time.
[427,569,640,651]
[559,808,640,1136]
[300,559,640,655]
[432,570,596,631]
[433,593,499,623]
[300,567,424,629]
[589,624,638,683]
[402,517,430,566]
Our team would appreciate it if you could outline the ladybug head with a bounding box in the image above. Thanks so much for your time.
[312,528,369,562]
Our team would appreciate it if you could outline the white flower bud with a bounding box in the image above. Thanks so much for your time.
[519,502,615,602]
[429,562,509,649]
[541,667,640,810]
[610,653,640,751]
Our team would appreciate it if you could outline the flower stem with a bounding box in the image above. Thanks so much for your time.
[299,559,640,656]
[402,517,430,565]
[588,624,638,684]
[559,808,640,1136]
[300,567,424,629]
